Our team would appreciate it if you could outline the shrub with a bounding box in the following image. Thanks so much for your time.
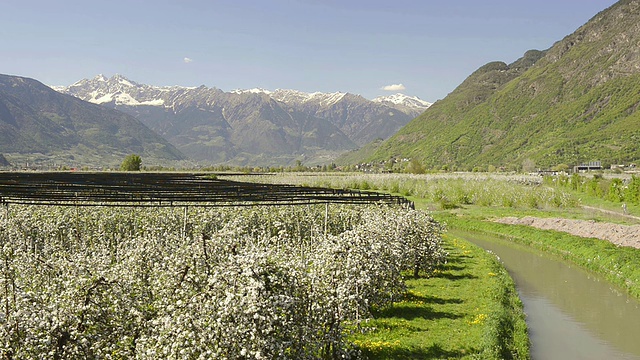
[120,154,142,171]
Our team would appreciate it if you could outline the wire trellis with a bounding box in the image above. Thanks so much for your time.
[0,172,414,208]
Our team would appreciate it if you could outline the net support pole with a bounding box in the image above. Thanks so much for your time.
[324,202,329,236]
[182,206,188,240]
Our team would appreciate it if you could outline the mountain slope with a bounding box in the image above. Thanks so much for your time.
[0,74,185,167]
[0,153,10,167]
[362,0,640,171]
[59,76,428,166]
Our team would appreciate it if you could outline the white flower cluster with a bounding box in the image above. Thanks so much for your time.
[224,173,578,209]
[0,204,446,359]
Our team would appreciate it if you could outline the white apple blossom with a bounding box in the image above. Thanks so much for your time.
[0,203,445,359]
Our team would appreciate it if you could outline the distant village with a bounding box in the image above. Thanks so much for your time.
[1,152,638,176]
[537,161,638,176]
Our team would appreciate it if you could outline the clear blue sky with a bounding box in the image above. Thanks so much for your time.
[1,0,618,101]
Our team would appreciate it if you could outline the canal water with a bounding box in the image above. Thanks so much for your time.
[452,230,640,360]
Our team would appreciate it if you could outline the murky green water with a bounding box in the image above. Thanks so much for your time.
[453,230,640,360]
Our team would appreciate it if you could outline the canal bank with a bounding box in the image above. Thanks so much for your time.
[351,231,530,359]
[452,229,640,359]
[436,211,640,301]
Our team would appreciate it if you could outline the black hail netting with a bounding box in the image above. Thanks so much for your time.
[0,172,414,208]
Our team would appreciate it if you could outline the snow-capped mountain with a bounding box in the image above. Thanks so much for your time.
[56,75,431,166]
[373,93,432,113]
[0,73,185,167]
[269,89,347,107]
[62,74,204,108]
[61,75,430,115]
[230,88,272,95]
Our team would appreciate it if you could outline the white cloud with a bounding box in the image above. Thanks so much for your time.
[381,84,406,91]
[183,57,193,64]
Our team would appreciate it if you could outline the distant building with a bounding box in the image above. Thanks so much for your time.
[611,163,638,172]
[573,161,602,173]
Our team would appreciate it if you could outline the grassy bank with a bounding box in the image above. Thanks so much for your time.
[350,234,529,359]
[436,212,640,301]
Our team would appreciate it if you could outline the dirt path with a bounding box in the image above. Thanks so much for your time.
[494,216,640,249]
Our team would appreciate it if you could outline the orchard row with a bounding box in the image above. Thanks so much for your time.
[0,203,445,359]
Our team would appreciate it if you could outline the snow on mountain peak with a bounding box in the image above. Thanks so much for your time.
[60,74,167,107]
[270,89,346,106]
[110,74,137,87]
[372,93,432,110]
[230,88,272,95]
[309,91,346,106]
[58,74,431,114]
[118,78,134,87]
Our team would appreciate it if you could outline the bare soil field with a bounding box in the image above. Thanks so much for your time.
[495,216,640,249]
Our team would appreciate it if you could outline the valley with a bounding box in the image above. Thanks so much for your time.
[2,1,640,359]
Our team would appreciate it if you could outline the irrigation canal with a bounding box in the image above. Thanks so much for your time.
[453,230,640,360]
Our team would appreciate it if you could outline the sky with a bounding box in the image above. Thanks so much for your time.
[1,0,619,101]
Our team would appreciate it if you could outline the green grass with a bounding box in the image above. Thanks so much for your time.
[350,233,529,359]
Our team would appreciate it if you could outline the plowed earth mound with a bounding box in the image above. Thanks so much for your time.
[494,216,640,249]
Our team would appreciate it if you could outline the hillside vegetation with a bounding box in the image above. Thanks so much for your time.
[357,0,640,171]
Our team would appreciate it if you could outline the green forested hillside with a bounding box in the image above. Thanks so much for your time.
[359,0,640,171]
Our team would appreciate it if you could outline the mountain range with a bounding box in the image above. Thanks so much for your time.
[6,0,635,172]
[349,0,640,171]
[56,75,431,166]
[0,74,185,168]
